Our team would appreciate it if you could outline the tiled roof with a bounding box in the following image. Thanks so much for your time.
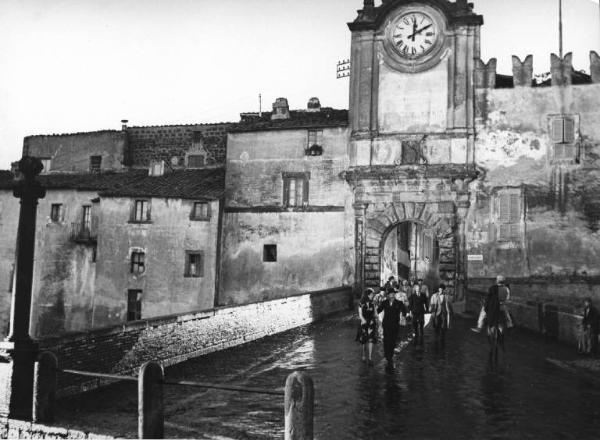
[0,168,224,201]
[99,168,225,200]
[232,108,348,132]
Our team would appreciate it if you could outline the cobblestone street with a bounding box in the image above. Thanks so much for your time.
[57,312,600,439]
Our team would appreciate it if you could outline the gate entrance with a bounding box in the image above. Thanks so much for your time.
[380,221,439,286]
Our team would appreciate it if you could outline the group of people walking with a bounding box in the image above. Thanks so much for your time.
[356,277,453,370]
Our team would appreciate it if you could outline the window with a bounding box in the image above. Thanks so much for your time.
[191,202,210,220]
[550,116,575,144]
[422,234,433,260]
[39,158,51,173]
[263,244,277,262]
[82,206,92,232]
[188,154,206,168]
[550,115,578,161]
[308,130,323,147]
[89,155,102,173]
[497,190,522,242]
[185,251,204,277]
[130,251,145,274]
[131,200,150,222]
[127,289,142,321]
[50,204,63,222]
[283,172,309,207]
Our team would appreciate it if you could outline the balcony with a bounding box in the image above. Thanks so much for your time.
[70,219,98,244]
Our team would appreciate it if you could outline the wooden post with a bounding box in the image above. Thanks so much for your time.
[32,351,58,423]
[284,371,314,440]
[138,361,164,439]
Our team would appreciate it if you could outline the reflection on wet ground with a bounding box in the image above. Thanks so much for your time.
[57,312,600,439]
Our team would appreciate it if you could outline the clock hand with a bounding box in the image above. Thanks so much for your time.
[407,23,432,40]
[411,17,417,42]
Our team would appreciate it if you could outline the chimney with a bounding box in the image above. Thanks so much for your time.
[307,97,321,112]
[271,98,290,120]
[121,119,128,130]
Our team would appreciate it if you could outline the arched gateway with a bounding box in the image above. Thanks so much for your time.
[353,200,467,301]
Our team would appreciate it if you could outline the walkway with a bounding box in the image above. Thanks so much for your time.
[56,312,600,439]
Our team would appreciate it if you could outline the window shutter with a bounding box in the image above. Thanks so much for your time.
[283,178,290,206]
[555,144,564,159]
[509,193,520,222]
[145,201,151,221]
[509,224,520,240]
[564,144,575,159]
[498,224,510,241]
[498,194,511,222]
[302,178,309,206]
[563,117,575,143]
[551,118,564,143]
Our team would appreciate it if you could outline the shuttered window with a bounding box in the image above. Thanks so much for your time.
[497,192,522,242]
[282,173,310,207]
[550,115,577,161]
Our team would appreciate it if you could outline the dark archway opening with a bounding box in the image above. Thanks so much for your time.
[380,221,440,288]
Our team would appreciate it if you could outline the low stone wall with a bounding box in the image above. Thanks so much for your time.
[39,286,351,397]
[0,418,112,439]
[466,277,592,346]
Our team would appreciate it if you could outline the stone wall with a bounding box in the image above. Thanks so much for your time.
[0,418,110,439]
[466,277,596,345]
[37,287,351,397]
[126,123,233,168]
[0,193,20,336]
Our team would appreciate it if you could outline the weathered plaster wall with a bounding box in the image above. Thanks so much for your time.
[222,126,353,304]
[226,127,349,207]
[468,83,600,279]
[220,212,350,304]
[23,132,126,173]
[378,59,449,133]
[30,190,99,337]
[94,197,220,328]
[0,192,19,336]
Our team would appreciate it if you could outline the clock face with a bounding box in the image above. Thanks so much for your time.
[391,12,438,59]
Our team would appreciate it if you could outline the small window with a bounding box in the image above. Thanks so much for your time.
[185,251,204,277]
[283,173,309,207]
[263,244,277,262]
[127,289,142,321]
[130,251,145,274]
[308,130,323,147]
[89,155,102,173]
[188,155,206,168]
[131,200,150,223]
[39,158,51,174]
[191,202,210,220]
[50,204,63,222]
[91,245,97,263]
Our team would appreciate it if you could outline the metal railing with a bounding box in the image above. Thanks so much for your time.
[33,352,314,440]
[70,218,98,243]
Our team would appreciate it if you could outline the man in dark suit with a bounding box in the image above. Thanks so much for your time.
[408,284,429,345]
[377,288,407,369]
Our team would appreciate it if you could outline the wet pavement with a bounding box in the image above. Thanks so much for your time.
[57,311,600,439]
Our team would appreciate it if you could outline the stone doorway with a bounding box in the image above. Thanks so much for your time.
[356,201,460,297]
[380,220,440,287]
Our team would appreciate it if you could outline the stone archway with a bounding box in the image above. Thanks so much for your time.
[356,201,458,296]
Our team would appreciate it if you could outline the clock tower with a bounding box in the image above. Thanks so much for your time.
[344,0,483,302]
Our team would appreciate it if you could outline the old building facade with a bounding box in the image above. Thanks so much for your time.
[0,0,599,345]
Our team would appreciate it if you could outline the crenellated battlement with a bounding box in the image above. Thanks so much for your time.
[475,51,600,89]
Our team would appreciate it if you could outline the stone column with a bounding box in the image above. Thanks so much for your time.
[0,156,45,420]
[353,203,367,298]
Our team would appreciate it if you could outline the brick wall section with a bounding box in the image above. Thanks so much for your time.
[38,287,351,397]
[126,123,234,167]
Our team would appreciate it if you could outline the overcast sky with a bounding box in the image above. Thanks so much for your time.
[0,0,598,169]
